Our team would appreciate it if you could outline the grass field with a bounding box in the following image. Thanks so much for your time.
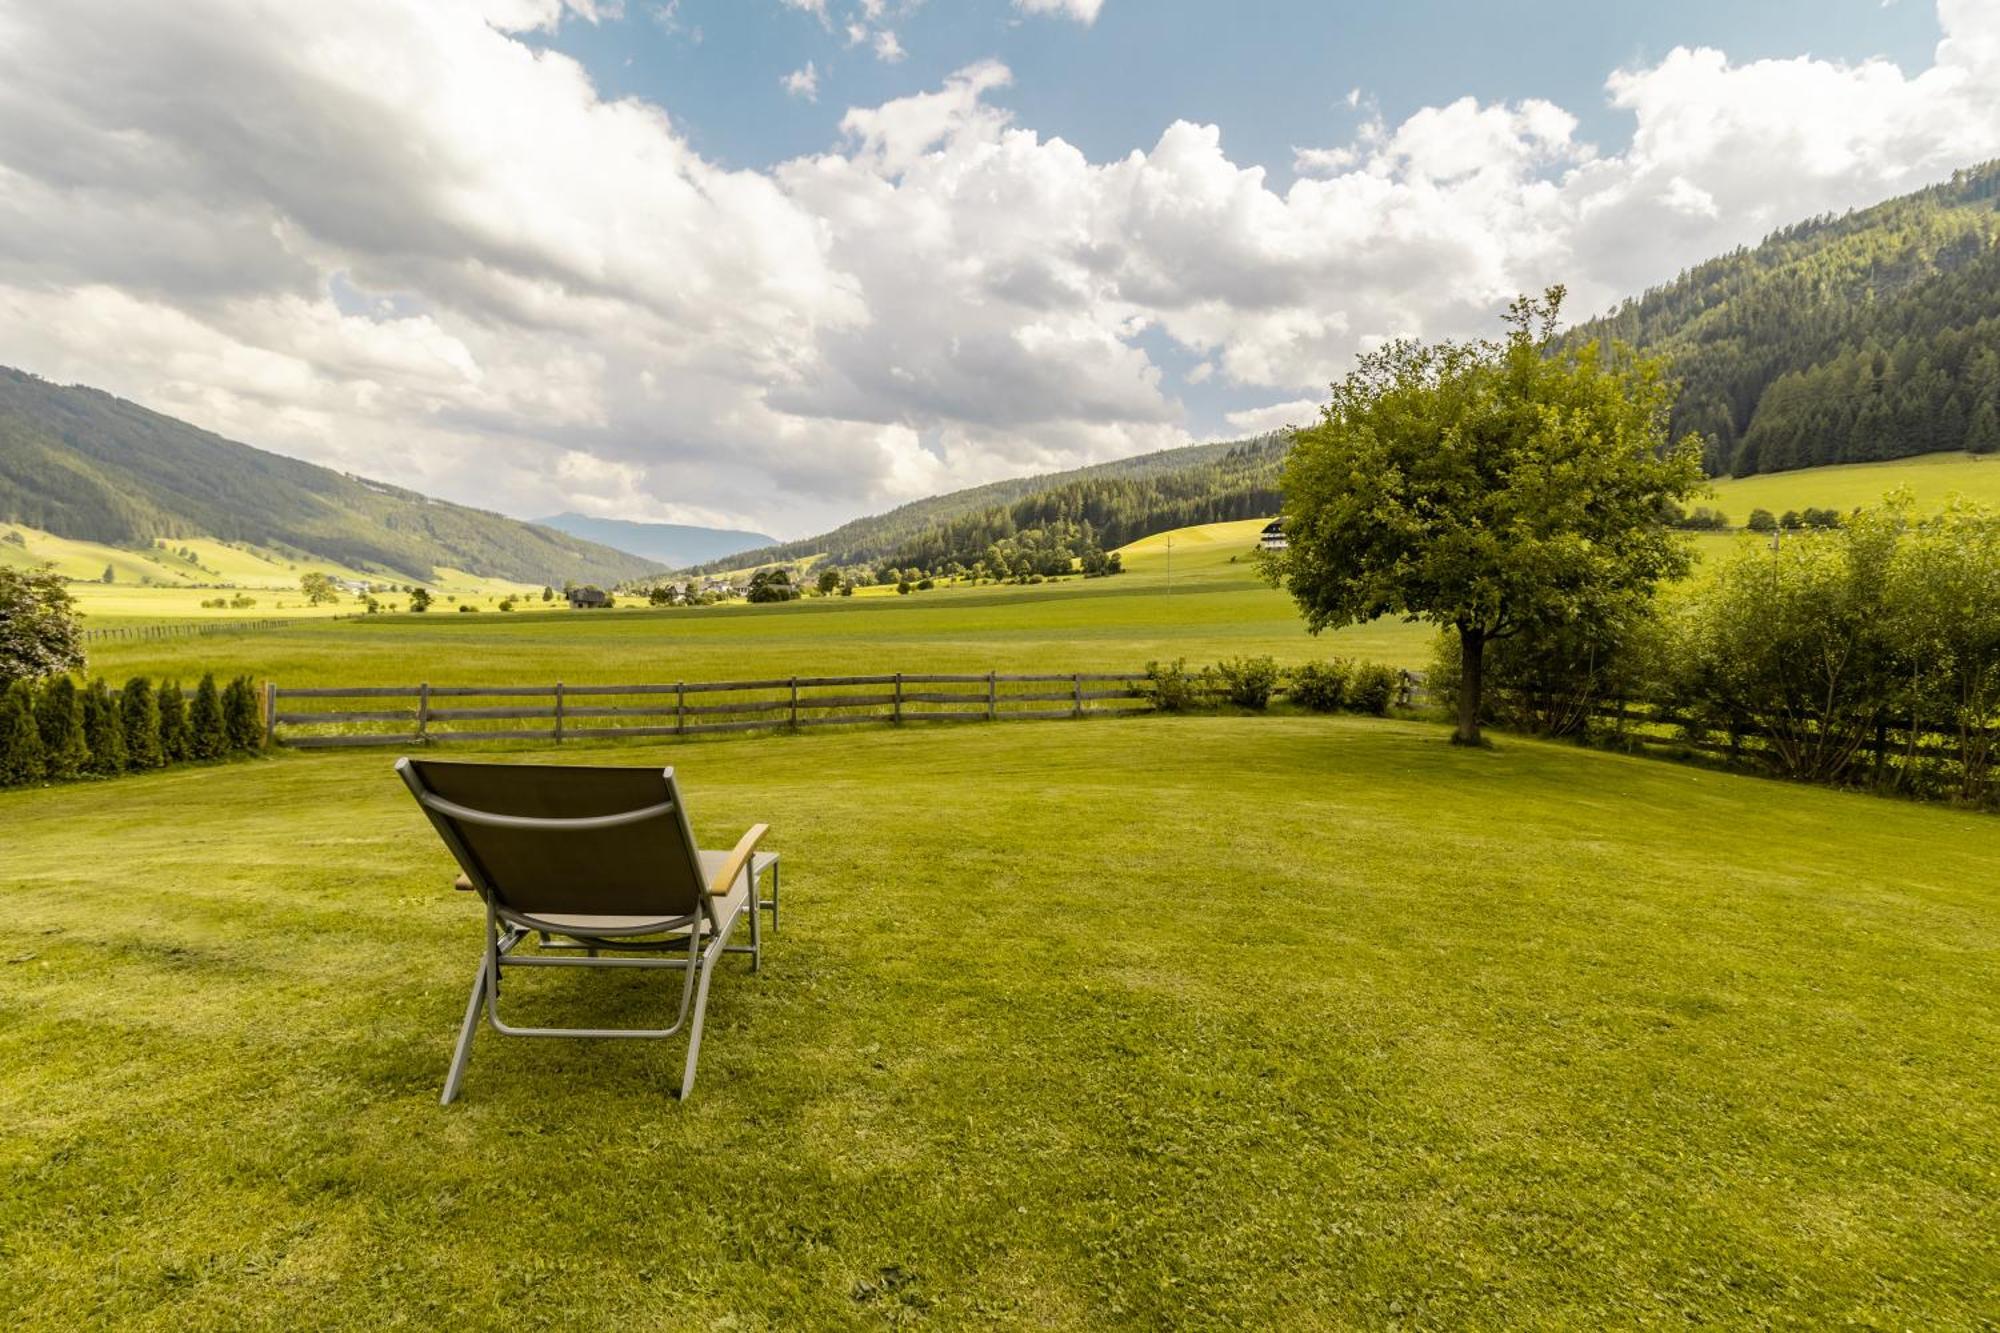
[1706,450,2000,518]
[2,714,1995,1327]
[79,518,1434,686]
[0,522,544,625]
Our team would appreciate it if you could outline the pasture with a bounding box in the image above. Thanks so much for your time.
[1706,449,2000,518]
[80,519,1436,686]
[3,715,1996,1327]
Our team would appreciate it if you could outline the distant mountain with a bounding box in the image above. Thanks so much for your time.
[1573,160,2000,476]
[0,367,664,585]
[533,512,776,571]
[693,433,1288,574]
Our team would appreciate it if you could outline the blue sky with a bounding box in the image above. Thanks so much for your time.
[2,0,1991,535]
[539,1,1941,182]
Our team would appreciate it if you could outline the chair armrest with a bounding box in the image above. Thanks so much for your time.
[707,824,769,898]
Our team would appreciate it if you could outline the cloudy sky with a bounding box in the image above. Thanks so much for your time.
[0,0,1995,538]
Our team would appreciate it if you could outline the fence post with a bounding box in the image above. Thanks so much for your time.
[894,672,904,725]
[263,681,277,748]
[987,671,997,722]
[1074,672,1083,718]
[417,682,431,742]
[790,676,800,730]
[554,681,565,743]
[676,681,685,736]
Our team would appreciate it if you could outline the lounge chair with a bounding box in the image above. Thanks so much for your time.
[396,757,772,1104]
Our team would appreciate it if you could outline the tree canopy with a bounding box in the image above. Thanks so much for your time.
[1275,288,1703,744]
[0,565,84,685]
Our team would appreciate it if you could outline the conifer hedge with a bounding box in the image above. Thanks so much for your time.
[0,672,262,789]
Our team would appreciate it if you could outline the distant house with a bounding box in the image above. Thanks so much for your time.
[1259,519,1287,551]
[567,585,610,609]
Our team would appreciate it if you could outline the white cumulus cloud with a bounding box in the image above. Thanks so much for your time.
[0,0,1994,536]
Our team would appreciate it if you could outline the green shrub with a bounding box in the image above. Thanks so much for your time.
[81,678,127,775]
[190,674,227,760]
[1214,656,1279,710]
[222,676,263,752]
[1145,658,1211,713]
[121,676,164,769]
[0,679,46,786]
[1348,663,1400,716]
[157,680,191,762]
[35,676,89,779]
[1287,660,1350,712]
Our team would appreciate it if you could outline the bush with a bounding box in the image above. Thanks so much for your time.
[223,676,263,752]
[1145,658,1211,713]
[157,680,191,762]
[81,678,128,775]
[190,674,227,760]
[0,566,84,684]
[1213,656,1279,710]
[121,676,164,769]
[1348,663,1400,716]
[1746,508,1777,533]
[0,679,46,785]
[1286,660,1350,712]
[36,676,88,779]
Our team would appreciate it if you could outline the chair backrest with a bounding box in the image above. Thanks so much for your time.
[397,758,709,919]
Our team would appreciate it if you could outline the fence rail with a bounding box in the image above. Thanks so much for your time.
[266,670,1155,749]
[82,617,347,644]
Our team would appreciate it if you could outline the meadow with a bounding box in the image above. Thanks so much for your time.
[1705,449,2000,517]
[81,519,1437,686]
[3,715,1996,1327]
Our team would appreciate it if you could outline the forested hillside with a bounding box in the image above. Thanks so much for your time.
[870,436,1284,577]
[0,368,662,585]
[1575,161,2000,476]
[692,433,1286,574]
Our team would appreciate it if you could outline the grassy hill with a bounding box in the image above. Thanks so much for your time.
[0,367,664,586]
[1707,449,2000,517]
[4,716,1994,1325]
[1574,161,2000,476]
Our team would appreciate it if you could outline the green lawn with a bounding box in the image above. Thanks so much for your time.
[4,715,1996,1327]
[81,520,1433,687]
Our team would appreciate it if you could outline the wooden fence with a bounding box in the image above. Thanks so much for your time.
[82,617,342,644]
[265,671,1155,749]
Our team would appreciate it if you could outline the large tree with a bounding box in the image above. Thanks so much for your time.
[1275,288,1703,744]
[0,565,85,686]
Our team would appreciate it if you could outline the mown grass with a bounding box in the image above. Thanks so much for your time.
[3,715,1996,1327]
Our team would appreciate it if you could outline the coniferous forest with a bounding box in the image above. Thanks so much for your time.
[1573,161,2000,476]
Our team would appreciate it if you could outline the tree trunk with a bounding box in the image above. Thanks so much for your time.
[1455,625,1486,746]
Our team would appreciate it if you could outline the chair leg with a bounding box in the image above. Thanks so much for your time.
[440,953,489,1106]
[677,947,722,1101]
[747,873,762,973]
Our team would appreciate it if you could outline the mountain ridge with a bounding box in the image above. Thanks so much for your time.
[533,512,776,571]
[0,367,664,586]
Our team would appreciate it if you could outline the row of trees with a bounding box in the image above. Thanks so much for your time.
[0,672,263,787]
[1432,500,2000,802]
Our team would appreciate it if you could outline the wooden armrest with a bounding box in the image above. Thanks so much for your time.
[707,824,769,897]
